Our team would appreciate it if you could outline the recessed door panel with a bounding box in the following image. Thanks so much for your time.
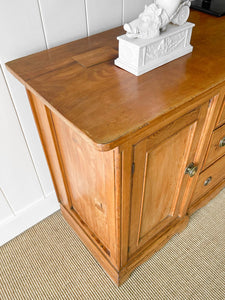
[129,105,209,256]
[139,125,194,240]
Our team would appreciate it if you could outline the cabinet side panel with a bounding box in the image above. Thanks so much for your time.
[27,91,69,206]
[51,112,118,266]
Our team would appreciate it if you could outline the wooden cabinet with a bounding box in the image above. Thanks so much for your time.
[6,11,225,286]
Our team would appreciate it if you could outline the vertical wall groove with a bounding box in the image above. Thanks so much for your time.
[122,0,125,25]
[84,0,90,36]
[36,0,48,49]
[0,187,15,216]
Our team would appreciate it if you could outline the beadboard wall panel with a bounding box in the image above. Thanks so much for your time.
[38,0,87,48]
[0,0,54,198]
[0,187,13,225]
[0,191,59,246]
[3,68,55,197]
[85,0,123,35]
[0,67,43,213]
[0,0,46,63]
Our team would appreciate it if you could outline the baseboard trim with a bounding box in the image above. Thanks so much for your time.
[0,192,60,246]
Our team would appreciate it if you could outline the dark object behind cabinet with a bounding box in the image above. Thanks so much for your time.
[191,0,225,17]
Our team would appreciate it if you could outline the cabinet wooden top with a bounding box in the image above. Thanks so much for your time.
[6,11,225,151]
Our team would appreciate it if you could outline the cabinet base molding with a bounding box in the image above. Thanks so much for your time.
[61,202,189,286]
[119,216,189,285]
[60,204,120,284]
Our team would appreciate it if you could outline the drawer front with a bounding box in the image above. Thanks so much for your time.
[216,98,225,127]
[191,155,225,204]
[203,123,225,169]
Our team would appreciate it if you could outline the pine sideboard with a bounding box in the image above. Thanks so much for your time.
[6,11,225,286]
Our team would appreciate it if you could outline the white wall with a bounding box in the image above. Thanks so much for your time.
[0,0,150,246]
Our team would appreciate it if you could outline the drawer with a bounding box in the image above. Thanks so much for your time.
[191,155,225,204]
[216,98,225,127]
[203,123,225,169]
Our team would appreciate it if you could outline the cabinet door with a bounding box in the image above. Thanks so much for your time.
[129,105,208,256]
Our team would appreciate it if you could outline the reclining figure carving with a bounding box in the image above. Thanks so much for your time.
[124,0,191,39]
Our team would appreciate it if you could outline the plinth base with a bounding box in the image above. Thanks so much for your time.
[115,22,195,76]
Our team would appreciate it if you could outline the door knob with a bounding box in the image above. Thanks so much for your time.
[185,162,198,177]
[219,137,225,147]
[204,176,212,186]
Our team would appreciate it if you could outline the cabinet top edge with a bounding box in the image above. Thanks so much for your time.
[5,11,225,151]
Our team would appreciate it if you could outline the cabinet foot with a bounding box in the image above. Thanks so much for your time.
[118,216,189,286]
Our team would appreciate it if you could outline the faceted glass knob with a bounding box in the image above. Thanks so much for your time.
[185,162,198,177]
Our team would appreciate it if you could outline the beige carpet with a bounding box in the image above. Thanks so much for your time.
[1,191,224,300]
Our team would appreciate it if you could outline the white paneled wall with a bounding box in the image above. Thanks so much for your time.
[0,0,47,63]
[0,66,59,246]
[3,69,55,197]
[85,0,123,35]
[0,188,13,223]
[0,0,150,246]
[38,0,87,48]
[0,67,43,211]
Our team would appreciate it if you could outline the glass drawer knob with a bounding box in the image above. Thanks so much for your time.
[219,137,225,147]
[185,162,198,177]
[204,176,212,186]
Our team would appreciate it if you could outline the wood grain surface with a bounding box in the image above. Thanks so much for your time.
[5,10,225,286]
[191,155,225,205]
[203,123,225,169]
[6,11,225,150]
[216,97,225,127]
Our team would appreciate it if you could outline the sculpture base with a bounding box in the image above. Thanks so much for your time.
[115,22,195,76]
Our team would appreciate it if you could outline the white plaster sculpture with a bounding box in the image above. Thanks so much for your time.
[124,0,191,39]
[115,0,195,76]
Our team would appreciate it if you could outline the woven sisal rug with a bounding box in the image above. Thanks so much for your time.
[0,190,224,299]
